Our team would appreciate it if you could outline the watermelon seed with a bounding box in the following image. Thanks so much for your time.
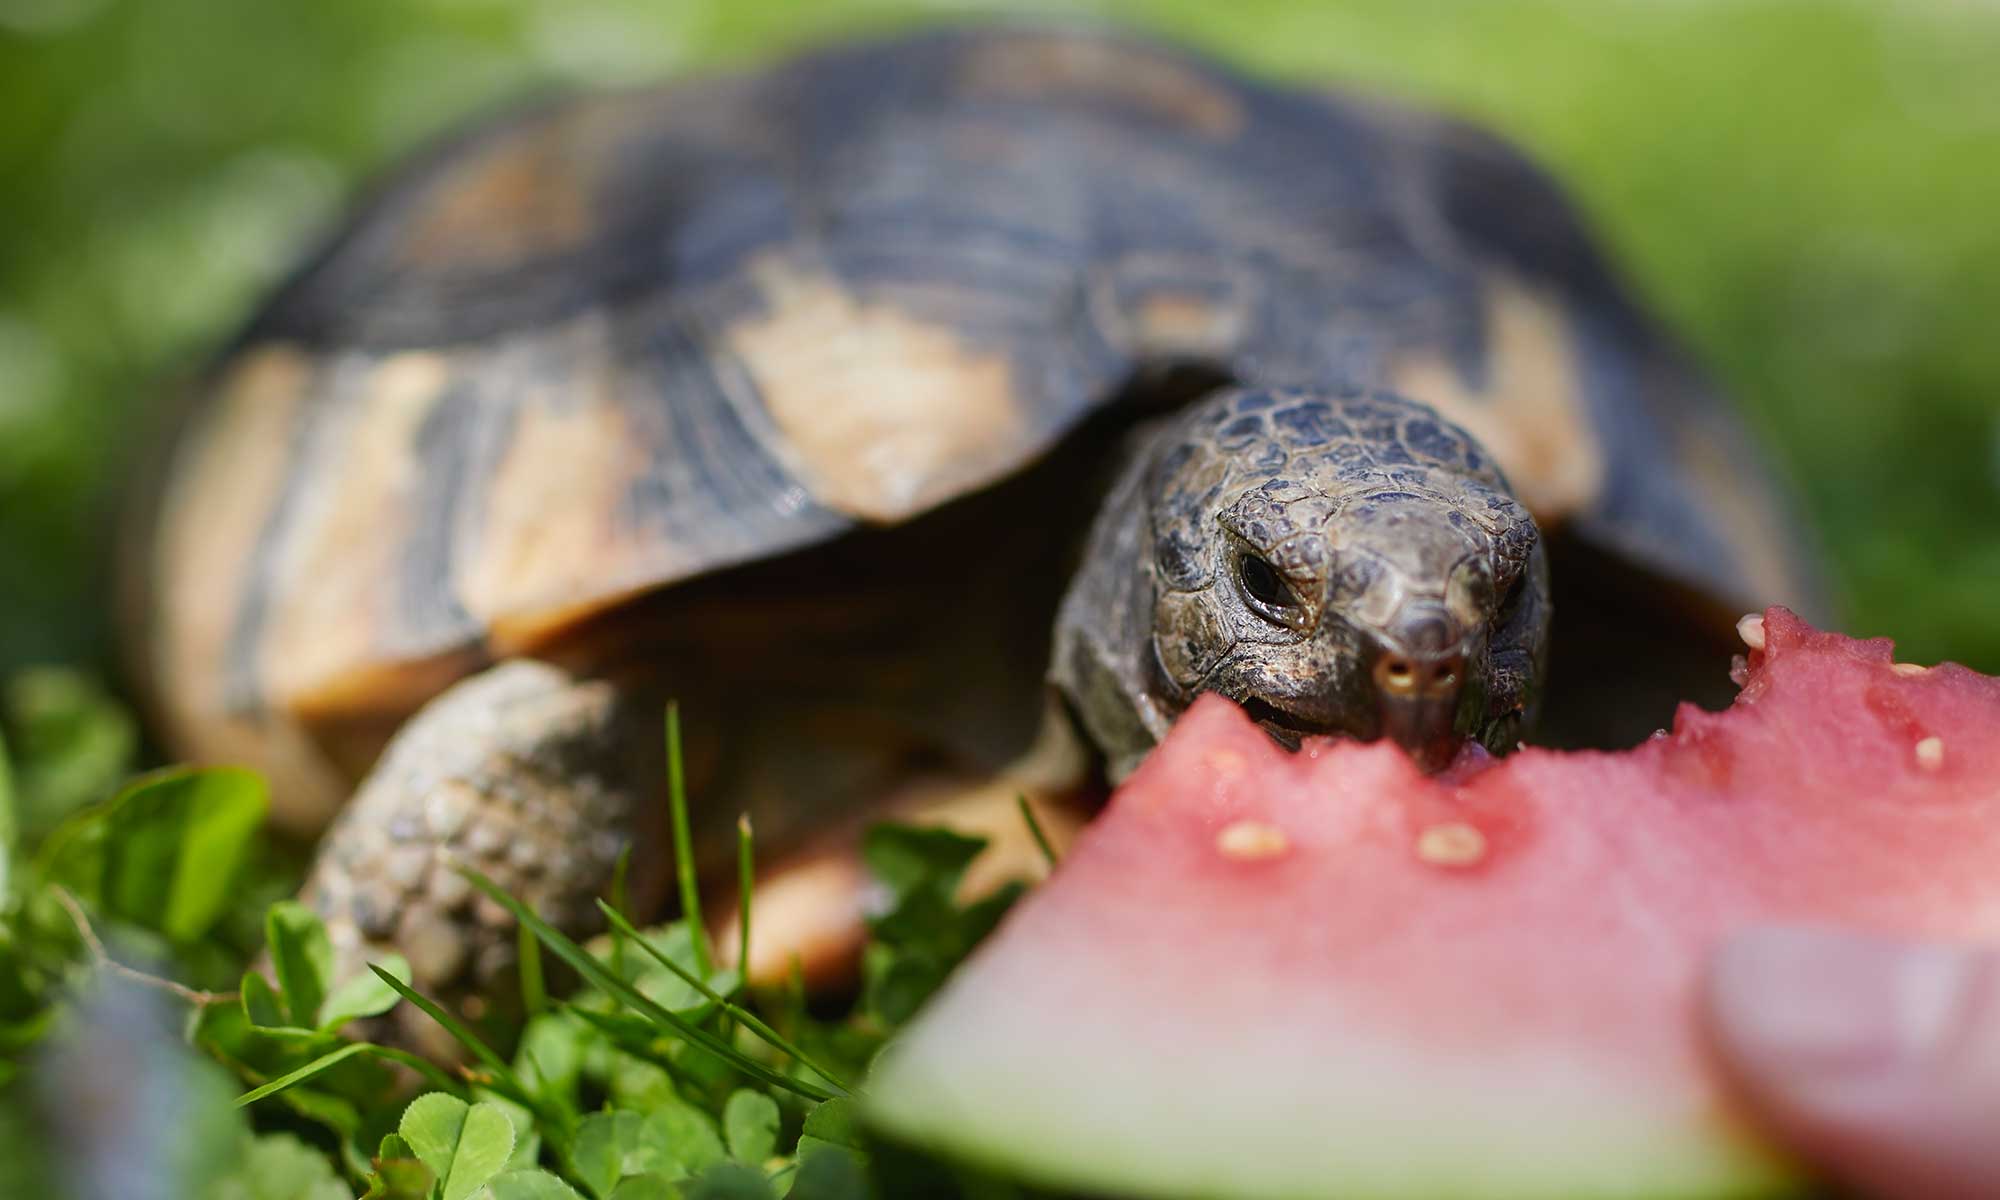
[1735,613,1767,651]
[1915,736,1946,771]
[1892,661,1929,677]
[1215,820,1289,860]
[1415,821,1487,867]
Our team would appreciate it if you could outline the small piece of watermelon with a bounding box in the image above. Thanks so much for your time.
[865,610,2000,1199]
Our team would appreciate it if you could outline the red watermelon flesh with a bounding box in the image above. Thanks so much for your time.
[865,609,2000,1199]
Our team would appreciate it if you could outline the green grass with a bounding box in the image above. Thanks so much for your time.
[0,673,1008,1197]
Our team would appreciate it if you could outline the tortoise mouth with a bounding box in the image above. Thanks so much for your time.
[1240,692,1485,775]
[1237,696,1354,750]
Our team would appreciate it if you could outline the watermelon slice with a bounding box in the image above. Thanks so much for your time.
[865,609,2000,1199]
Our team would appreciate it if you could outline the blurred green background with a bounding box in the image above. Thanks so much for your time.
[2,0,1997,683]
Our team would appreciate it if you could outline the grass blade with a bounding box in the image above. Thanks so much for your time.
[735,815,753,985]
[665,703,711,977]
[233,1041,462,1108]
[368,965,539,1113]
[518,919,546,1017]
[1016,794,1059,869]
[461,868,837,1103]
[608,842,631,980]
[0,729,15,907]
[566,1007,706,1082]
[595,901,849,1094]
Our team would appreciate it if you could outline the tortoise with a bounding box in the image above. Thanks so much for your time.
[127,27,1823,1022]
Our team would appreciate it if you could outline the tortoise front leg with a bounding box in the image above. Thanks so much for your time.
[299,660,662,1052]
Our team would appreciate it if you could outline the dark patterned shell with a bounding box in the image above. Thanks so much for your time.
[137,27,1821,827]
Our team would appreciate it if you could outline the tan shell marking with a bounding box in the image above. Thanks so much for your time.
[1141,293,1241,351]
[1415,821,1488,867]
[395,116,595,270]
[151,347,352,831]
[1087,252,1255,361]
[1216,820,1290,861]
[960,35,1244,139]
[727,256,1027,523]
[458,323,668,650]
[1389,278,1603,523]
[258,352,453,719]
[1671,411,1808,608]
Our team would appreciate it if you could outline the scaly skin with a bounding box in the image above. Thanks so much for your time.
[298,661,660,1053]
[1053,386,1549,779]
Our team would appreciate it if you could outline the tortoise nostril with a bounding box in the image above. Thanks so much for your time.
[1375,649,1463,698]
[1377,654,1419,695]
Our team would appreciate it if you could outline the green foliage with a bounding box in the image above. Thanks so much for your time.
[665,703,713,978]
[402,1094,520,1200]
[0,662,1023,1197]
[362,1133,435,1199]
[0,728,16,911]
[40,765,266,943]
[725,1089,781,1166]
[0,671,138,837]
[861,826,1024,1026]
[264,899,332,1027]
[230,1039,457,1109]
[684,1164,778,1200]
[463,870,836,1105]
[0,706,276,1088]
[212,1131,356,1200]
[233,904,418,1032]
[569,1102,726,1191]
[571,1110,658,1197]
[319,951,414,1032]
[489,1169,590,1199]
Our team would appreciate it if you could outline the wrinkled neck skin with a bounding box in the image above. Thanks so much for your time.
[1052,386,1550,781]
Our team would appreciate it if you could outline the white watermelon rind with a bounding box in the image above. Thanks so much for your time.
[865,970,1806,1200]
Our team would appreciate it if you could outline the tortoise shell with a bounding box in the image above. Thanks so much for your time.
[134,27,1821,831]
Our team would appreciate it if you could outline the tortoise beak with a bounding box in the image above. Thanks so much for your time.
[1370,626,1471,774]
[1377,690,1463,772]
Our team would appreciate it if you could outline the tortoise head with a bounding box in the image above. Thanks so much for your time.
[1056,386,1549,775]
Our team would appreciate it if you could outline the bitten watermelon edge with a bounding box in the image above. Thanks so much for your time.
[864,609,2000,1199]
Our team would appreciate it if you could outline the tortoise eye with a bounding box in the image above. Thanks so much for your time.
[1238,555,1294,609]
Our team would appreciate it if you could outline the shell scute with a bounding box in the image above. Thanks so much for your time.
[141,28,1822,829]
